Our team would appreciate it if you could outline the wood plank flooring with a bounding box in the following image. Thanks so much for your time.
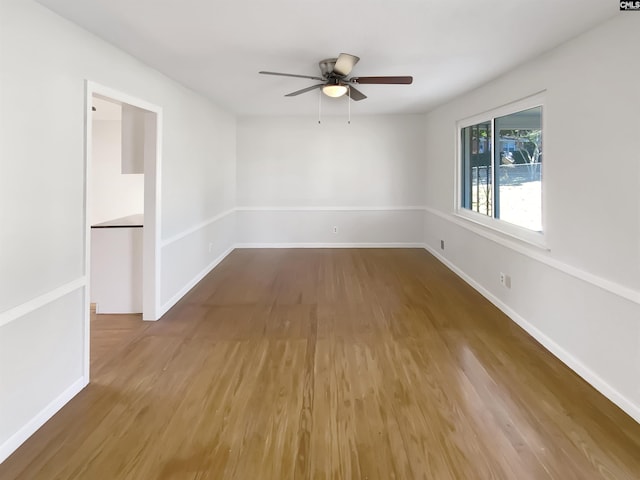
[2,248,639,479]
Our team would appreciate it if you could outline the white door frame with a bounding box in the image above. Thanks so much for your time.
[83,81,162,378]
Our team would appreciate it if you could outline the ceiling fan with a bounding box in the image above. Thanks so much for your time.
[259,53,412,101]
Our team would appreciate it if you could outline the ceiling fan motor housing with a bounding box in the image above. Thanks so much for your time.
[319,58,339,78]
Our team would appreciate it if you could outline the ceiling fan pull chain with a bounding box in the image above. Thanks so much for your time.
[318,88,322,124]
[348,87,351,124]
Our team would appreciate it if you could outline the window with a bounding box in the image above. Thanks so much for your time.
[459,99,543,239]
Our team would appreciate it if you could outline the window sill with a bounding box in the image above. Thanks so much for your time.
[454,209,549,251]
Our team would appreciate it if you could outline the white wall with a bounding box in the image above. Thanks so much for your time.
[422,14,640,422]
[236,115,426,245]
[91,119,144,225]
[0,0,236,461]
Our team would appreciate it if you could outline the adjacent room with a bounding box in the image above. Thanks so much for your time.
[1,0,639,478]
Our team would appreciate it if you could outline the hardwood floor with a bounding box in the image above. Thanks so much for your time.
[2,249,639,479]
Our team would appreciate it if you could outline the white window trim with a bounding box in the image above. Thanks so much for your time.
[454,91,547,250]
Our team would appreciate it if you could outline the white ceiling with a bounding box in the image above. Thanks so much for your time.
[36,0,615,116]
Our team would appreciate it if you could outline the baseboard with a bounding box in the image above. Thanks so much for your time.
[159,246,234,317]
[0,376,88,464]
[234,242,426,249]
[423,244,640,425]
[235,206,427,211]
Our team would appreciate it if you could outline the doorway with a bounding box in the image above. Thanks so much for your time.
[83,81,162,379]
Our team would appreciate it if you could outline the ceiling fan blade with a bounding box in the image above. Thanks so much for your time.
[347,86,367,101]
[259,71,324,81]
[352,76,413,85]
[333,53,360,77]
[285,84,325,97]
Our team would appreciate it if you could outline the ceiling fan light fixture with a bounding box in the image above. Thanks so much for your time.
[322,84,348,98]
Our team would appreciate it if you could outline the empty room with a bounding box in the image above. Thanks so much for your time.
[1,0,639,478]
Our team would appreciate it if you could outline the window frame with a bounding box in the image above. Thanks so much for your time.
[454,92,547,248]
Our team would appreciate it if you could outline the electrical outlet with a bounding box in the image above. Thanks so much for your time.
[440,240,445,250]
[333,226,338,234]
[208,242,213,253]
[500,272,511,289]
